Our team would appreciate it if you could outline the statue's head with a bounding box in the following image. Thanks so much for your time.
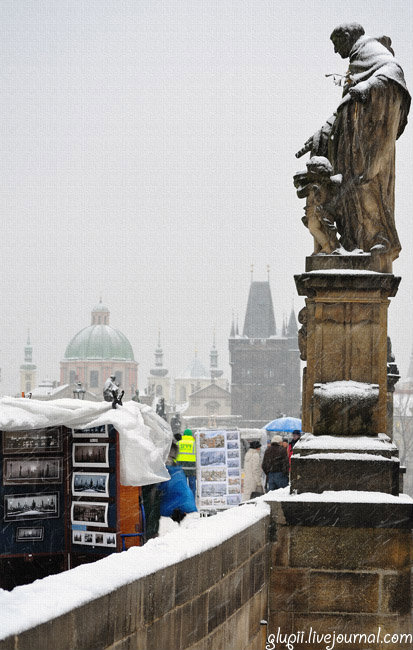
[330,23,365,58]
[306,156,333,179]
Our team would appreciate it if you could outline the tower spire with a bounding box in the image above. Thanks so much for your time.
[230,312,235,338]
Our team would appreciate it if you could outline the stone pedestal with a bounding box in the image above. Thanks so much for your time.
[295,255,400,435]
[266,252,413,647]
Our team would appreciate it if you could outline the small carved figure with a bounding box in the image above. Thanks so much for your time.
[294,156,341,254]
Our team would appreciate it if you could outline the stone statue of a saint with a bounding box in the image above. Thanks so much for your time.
[296,23,410,261]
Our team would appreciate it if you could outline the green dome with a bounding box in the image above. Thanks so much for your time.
[64,324,135,361]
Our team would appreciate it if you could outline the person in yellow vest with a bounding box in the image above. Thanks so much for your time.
[176,428,197,499]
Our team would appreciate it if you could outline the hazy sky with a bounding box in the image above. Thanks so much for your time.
[1,0,412,395]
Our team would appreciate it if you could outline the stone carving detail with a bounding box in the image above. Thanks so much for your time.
[298,306,308,361]
[294,156,341,254]
[295,23,410,261]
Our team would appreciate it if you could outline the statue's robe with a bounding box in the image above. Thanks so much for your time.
[328,36,410,260]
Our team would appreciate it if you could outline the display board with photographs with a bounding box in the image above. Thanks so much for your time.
[196,430,242,510]
[69,426,118,553]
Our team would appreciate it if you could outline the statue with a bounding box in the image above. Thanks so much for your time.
[294,156,341,254]
[103,374,124,409]
[296,23,410,261]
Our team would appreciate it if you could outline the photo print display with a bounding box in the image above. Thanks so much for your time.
[198,431,225,449]
[2,428,62,454]
[72,472,109,497]
[199,449,226,466]
[3,458,62,485]
[201,482,227,497]
[200,468,226,482]
[71,501,108,527]
[72,443,109,468]
[72,425,108,438]
[72,530,116,547]
[16,527,44,542]
[4,493,59,521]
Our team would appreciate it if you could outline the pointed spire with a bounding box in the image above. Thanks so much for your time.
[150,330,168,377]
[235,314,239,336]
[230,312,235,338]
[267,264,270,282]
[210,328,218,369]
[154,329,163,367]
[250,263,254,283]
[282,314,287,337]
[24,330,33,364]
[287,307,298,337]
[243,281,276,338]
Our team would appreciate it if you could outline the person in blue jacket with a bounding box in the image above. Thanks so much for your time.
[158,442,197,523]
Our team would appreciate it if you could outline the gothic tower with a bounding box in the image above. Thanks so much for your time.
[229,281,300,426]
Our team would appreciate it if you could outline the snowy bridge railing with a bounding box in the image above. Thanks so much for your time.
[0,501,270,650]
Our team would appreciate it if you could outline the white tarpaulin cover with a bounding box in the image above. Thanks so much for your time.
[0,397,172,486]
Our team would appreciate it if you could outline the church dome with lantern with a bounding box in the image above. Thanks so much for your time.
[60,301,138,400]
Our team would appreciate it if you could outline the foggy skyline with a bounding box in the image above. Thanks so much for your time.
[1,0,412,396]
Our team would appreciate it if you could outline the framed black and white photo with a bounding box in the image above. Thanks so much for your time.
[2,428,62,454]
[71,501,108,527]
[16,526,44,542]
[71,424,108,438]
[4,493,59,521]
[3,458,62,485]
[72,472,109,497]
[72,443,109,468]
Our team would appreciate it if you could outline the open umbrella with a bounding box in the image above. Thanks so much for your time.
[264,416,301,432]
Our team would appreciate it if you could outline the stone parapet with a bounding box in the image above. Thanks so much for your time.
[0,511,270,650]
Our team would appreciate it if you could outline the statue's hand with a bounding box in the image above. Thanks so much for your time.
[349,82,370,103]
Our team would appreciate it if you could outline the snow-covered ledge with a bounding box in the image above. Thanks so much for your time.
[0,501,270,649]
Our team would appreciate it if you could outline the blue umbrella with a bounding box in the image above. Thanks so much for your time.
[264,416,301,432]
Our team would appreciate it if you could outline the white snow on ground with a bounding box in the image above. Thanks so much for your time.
[0,397,172,486]
[0,501,270,640]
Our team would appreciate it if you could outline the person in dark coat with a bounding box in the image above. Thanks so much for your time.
[262,434,289,491]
